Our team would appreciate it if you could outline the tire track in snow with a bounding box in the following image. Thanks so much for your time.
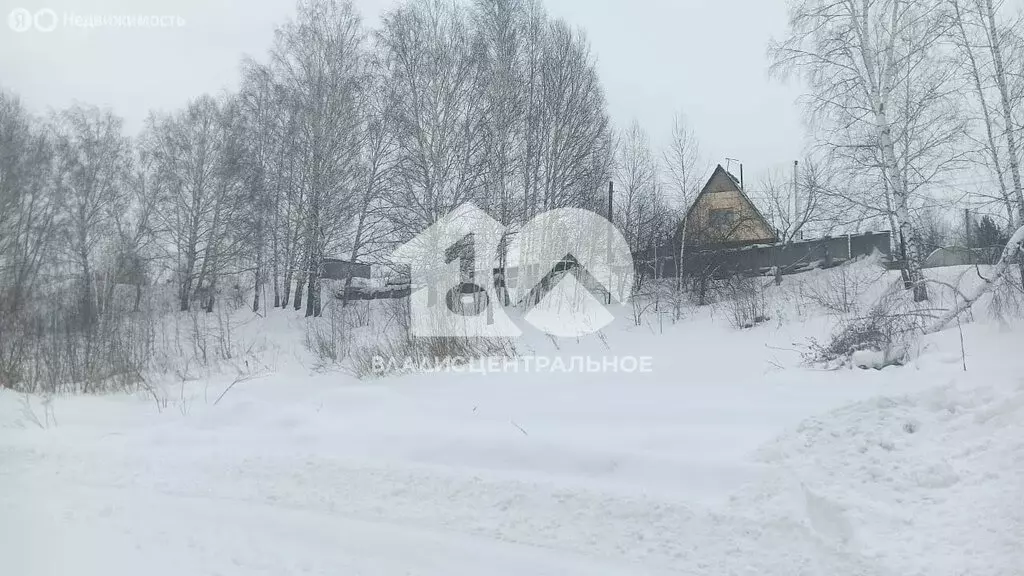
[2,442,883,575]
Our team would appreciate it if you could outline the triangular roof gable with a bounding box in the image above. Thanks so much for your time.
[683,165,777,240]
[707,164,742,193]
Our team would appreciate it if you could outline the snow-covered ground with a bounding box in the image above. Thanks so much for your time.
[2,263,1022,575]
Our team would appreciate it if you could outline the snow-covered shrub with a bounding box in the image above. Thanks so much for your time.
[3,293,158,394]
[805,285,923,369]
[0,279,274,394]
[187,306,246,366]
[304,300,353,367]
[305,318,344,367]
[988,266,1024,325]
[802,260,879,316]
[348,296,516,379]
[188,308,210,365]
[663,277,695,323]
[721,275,770,329]
[0,307,30,390]
[631,280,662,326]
[230,279,249,310]
[346,300,372,328]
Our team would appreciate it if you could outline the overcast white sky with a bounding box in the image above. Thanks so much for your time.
[0,0,807,182]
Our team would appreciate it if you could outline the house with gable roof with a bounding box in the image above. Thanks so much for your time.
[682,164,777,249]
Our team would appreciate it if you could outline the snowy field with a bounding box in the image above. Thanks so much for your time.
[2,263,1023,575]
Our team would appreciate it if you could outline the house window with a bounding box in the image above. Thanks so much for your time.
[708,209,735,232]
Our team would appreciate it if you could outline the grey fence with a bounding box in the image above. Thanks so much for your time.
[634,231,893,279]
[333,232,893,303]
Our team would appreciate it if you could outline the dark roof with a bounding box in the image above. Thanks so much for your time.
[323,258,370,265]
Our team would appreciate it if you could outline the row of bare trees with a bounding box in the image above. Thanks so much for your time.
[0,0,615,391]
[235,0,616,316]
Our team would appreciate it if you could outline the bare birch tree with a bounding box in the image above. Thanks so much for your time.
[473,0,527,272]
[662,112,707,299]
[146,95,242,312]
[51,105,132,326]
[0,91,55,317]
[377,0,488,239]
[534,18,612,212]
[614,120,659,253]
[756,159,841,244]
[340,59,400,305]
[978,0,1024,225]
[270,0,367,317]
[770,0,962,301]
[948,0,1024,230]
[950,0,1015,222]
[238,61,281,313]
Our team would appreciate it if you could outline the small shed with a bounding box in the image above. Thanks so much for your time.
[322,258,371,280]
[923,246,999,268]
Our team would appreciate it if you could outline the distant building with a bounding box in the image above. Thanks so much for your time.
[631,165,891,279]
[683,165,777,249]
[923,246,1001,268]
[321,258,371,281]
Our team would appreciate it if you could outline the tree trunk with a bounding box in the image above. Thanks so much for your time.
[80,259,97,330]
[304,241,321,318]
[179,276,192,312]
[205,282,216,313]
[854,0,927,301]
[981,0,1024,289]
[674,210,691,319]
[293,274,305,311]
[305,273,321,318]
[281,263,293,309]
[272,233,281,308]
[292,249,306,312]
[343,197,370,308]
[252,249,263,313]
[102,270,116,318]
[985,0,1024,227]
[874,102,928,301]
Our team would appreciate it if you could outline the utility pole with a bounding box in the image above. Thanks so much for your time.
[726,157,743,190]
[964,208,972,246]
[792,160,800,241]
[607,180,614,304]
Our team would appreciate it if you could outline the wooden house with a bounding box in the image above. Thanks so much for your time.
[683,165,777,249]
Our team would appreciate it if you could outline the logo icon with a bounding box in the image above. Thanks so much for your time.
[7,8,32,32]
[391,203,634,338]
[34,8,57,32]
[7,8,58,32]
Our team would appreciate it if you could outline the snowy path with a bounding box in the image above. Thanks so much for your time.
[0,435,874,576]
[2,315,1022,575]
[5,476,660,576]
